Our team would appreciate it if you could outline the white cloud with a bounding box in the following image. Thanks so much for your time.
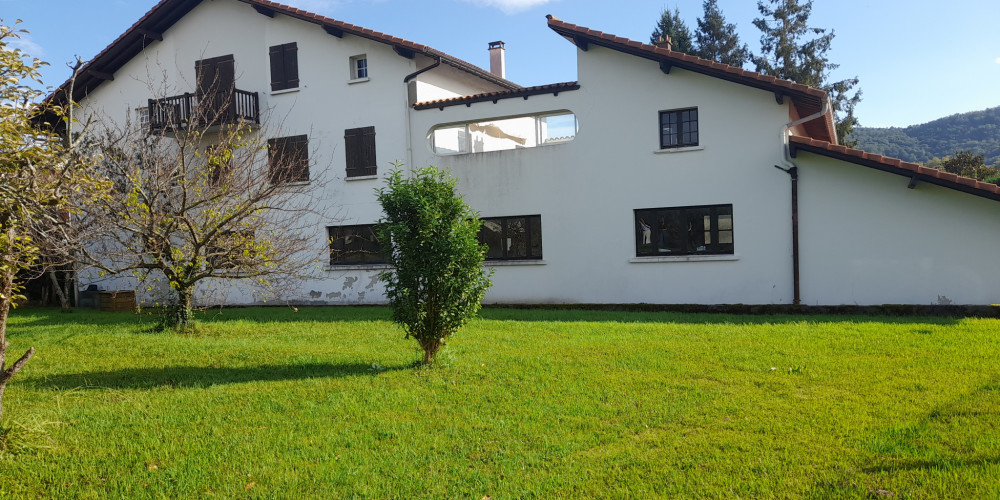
[996,57,1000,64]
[458,0,554,15]
[7,35,45,58]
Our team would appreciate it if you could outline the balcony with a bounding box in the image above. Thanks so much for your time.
[148,88,259,132]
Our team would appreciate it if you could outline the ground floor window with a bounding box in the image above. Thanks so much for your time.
[635,204,733,256]
[478,215,542,260]
[328,225,385,265]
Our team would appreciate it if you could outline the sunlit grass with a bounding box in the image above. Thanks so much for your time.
[1,307,998,498]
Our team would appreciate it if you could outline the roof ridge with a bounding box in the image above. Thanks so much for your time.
[48,0,520,105]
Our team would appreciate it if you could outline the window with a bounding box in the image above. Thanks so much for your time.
[659,107,698,149]
[430,111,578,155]
[267,135,309,184]
[329,225,385,265]
[269,42,299,91]
[135,107,149,131]
[345,126,376,177]
[478,215,542,260]
[635,204,733,256]
[350,54,368,80]
[207,230,255,269]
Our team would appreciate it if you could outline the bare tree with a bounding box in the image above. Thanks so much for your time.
[1,21,96,422]
[77,84,331,329]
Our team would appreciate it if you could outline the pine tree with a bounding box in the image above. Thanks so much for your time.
[752,0,861,144]
[693,0,749,67]
[650,7,694,53]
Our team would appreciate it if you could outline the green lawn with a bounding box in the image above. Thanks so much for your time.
[1,307,998,499]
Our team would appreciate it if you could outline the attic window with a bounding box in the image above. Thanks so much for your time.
[350,54,368,81]
[430,111,578,155]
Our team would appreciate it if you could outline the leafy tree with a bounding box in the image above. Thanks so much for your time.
[376,167,492,364]
[650,7,695,53]
[0,21,96,421]
[693,0,750,67]
[78,99,327,330]
[752,0,861,144]
[939,151,998,181]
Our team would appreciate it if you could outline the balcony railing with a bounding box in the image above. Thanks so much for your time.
[148,88,259,132]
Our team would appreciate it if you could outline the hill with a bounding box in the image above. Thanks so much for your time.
[849,106,1000,166]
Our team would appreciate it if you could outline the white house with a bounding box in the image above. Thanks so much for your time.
[56,0,1000,306]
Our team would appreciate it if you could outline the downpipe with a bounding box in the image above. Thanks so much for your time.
[776,97,831,305]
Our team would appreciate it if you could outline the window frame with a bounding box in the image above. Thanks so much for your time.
[634,204,733,257]
[267,135,309,184]
[268,42,299,92]
[328,224,386,266]
[659,107,699,149]
[478,215,543,261]
[349,54,368,80]
[344,126,377,177]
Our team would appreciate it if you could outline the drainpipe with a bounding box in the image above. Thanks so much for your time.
[402,57,442,173]
[777,97,831,305]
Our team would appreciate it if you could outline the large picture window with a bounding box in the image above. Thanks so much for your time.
[635,204,732,256]
[478,215,542,260]
[659,107,698,149]
[328,225,385,265]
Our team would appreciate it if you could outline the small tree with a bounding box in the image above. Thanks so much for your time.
[940,151,998,181]
[78,92,328,329]
[376,167,492,364]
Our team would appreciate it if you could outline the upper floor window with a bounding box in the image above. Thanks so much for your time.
[269,42,299,91]
[345,126,377,177]
[478,215,542,261]
[135,107,149,131]
[635,204,732,256]
[329,225,385,265]
[659,107,698,149]
[267,135,309,184]
[430,111,577,156]
[350,54,368,80]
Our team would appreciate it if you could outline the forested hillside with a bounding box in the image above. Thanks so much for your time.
[849,106,1000,165]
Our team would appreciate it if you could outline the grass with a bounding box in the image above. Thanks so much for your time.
[0,306,998,499]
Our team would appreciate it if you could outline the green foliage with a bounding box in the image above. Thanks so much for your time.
[693,0,749,67]
[939,151,999,182]
[850,106,1000,166]
[649,7,695,53]
[752,0,861,142]
[376,166,492,364]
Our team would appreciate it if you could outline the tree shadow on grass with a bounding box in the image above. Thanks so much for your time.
[25,362,415,391]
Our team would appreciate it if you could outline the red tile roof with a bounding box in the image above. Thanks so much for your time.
[47,0,520,106]
[546,16,837,144]
[413,82,581,110]
[789,136,1000,202]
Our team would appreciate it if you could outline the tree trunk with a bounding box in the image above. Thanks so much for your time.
[0,269,36,423]
[167,287,194,329]
[420,338,441,364]
[47,268,72,313]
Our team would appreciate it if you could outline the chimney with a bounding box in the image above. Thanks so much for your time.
[654,35,672,51]
[488,41,506,79]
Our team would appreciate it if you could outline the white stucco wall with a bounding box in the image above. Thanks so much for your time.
[797,154,1000,305]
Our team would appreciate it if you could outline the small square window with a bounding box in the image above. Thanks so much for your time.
[135,107,150,131]
[659,107,698,149]
[267,135,309,184]
[350,55,368,80]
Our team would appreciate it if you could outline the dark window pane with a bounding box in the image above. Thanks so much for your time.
[635,204,732,256]
[506,218,527,258]
[528,216,542,258]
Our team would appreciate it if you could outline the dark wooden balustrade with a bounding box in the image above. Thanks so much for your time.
[148,88,259,132]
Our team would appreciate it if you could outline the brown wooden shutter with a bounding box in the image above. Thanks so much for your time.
[267,135,309,184]
[269,43,298,91]
[345,126,376,177]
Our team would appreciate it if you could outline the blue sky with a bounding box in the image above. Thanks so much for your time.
[4,0,999,128]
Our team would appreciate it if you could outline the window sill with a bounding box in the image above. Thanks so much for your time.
[484,260,546,267]
[328,263,391,271]
[346,174,379,181]
[347,77,370,85]
[271,88,300,96]
[275,180,310,187]
[653,145,704,154]
[629,254,739,263]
